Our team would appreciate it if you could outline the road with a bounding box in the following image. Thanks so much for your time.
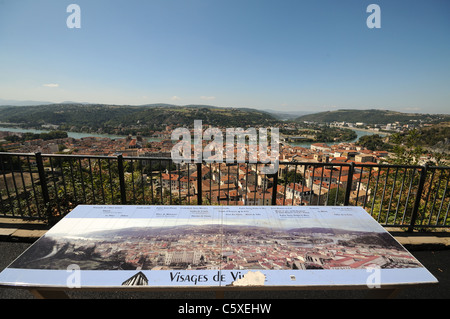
[0,241,449,299]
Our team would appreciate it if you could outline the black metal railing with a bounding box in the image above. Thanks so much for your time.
[1,152,449,231]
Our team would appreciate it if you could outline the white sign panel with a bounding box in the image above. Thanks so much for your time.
[0,205,437,289]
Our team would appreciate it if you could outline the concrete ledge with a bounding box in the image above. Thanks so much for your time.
[0,217,49,242]
[0,217,48,229]
[395,236,450,251]
[0,228,18,236]
[10,229,48,239]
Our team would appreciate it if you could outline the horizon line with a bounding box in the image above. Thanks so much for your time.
[1,99,448,116]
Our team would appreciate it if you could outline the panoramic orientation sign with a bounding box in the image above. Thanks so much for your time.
[0,205,437,289]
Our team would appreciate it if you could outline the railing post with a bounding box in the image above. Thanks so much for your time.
[196,162,202,205]
[271,170,279,206]
[344,162,354,206]
[408,164,428,232]
[35,152,51,218]
[117,154,127,205]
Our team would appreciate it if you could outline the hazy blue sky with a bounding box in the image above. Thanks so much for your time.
[0,0,449,113]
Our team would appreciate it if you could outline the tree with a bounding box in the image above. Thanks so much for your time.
[326,187,346,206]
[388,130,424,165]
[283,170,303,184]
[357,134,391,151]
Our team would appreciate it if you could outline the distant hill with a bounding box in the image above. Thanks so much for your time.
[0,98,54,107]
[295,109,450,125]
[261,109,312,120]
[0,98,91,106]
[69,224,386,239]
[0,103,279,135]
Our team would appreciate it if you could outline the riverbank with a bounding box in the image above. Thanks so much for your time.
[285,128,388,148]
[0,126,162,143]
[1,125,390,150]
[349,127,391,135]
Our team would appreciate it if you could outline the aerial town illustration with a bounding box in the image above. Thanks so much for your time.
[9,206,422,272]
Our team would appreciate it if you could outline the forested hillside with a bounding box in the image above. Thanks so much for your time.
[0,104,278,135]
[295,109,449,125]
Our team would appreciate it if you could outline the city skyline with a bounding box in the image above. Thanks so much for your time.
[0,0,449,114]
[39,211,388,238]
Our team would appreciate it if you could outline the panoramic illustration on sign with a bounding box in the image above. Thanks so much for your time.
[0,205,437,288]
